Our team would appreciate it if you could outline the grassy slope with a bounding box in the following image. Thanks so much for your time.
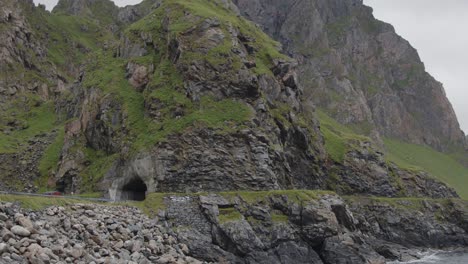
[317,108,468,199]
[5,0,278,192]
[317,109,370,163]
[0,99,57,153]
[385,138,468,199]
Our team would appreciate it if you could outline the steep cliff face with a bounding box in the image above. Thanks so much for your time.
[52,0,327,197]
[0,0,75,191]
[232,0,466,151]
[53,0,163,27]
[53,0,119,22]
[0,0,461,200]
[0,0,113,191]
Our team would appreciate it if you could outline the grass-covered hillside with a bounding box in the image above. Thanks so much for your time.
[317,107,468,199]
[385,138,468,199]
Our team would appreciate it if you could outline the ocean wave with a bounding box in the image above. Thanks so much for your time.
[388,249,468,264]
[388,251,441,264]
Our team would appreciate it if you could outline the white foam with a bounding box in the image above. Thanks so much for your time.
[388,251,441,264]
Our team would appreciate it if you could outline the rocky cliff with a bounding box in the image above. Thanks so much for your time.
[232,0,466,151]
[161,191,468,264]
[52,0,329,198]
[0,0,464,198]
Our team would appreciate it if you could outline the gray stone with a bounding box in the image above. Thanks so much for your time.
[10,226,30,237]
[0,214,8,222]
[0,243,7,254]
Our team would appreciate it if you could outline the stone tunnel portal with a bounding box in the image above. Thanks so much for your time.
[121,177,148,201]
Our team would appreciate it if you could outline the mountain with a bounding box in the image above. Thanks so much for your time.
[1,0,468,263]
[232,0,468,198]
[233,0,466,151]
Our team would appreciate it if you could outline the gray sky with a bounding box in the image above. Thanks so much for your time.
[34,0,468,133]
[364,0,468,133]
[34,0,141,10]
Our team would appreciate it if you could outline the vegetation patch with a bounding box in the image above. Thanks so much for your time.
[345,196,457,216]
[35,128,66,191]
[84,48,252,155]
[317,110,371,163]
[79,148,119,193]
[221,190,334,205]
[0,194,94,211]
[271,213,289,223]
[126,192,169,216]
[384,138,468,199]
[127,0,288,77]
[0,98,57,154]
[218,208,243,223]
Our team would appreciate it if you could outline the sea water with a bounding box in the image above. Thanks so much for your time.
[389,249,468,264]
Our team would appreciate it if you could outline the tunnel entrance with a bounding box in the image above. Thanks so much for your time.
[121,177,147,201]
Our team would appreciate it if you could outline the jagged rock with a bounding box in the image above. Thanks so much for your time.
[154,192,468,263]
[321,236,386,264]
[348,197,468,248]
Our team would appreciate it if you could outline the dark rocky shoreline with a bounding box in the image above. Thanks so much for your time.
[1,192,467,263]
[155,192,468,263]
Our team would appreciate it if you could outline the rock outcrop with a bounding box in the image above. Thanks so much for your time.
[54,0,327,197]
[153,191,468,263]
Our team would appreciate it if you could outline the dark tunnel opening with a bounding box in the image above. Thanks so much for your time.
[122,177,147,201]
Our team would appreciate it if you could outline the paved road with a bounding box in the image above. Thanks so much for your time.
[0,191,112,203]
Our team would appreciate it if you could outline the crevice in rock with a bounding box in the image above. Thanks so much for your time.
[312,243,327,264]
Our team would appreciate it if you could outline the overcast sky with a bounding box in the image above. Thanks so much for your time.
[34,0,468,133]
[33,0,140,9]
[364,0,468,133]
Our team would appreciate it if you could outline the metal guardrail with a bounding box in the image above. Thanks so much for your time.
[0,191,112,203]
